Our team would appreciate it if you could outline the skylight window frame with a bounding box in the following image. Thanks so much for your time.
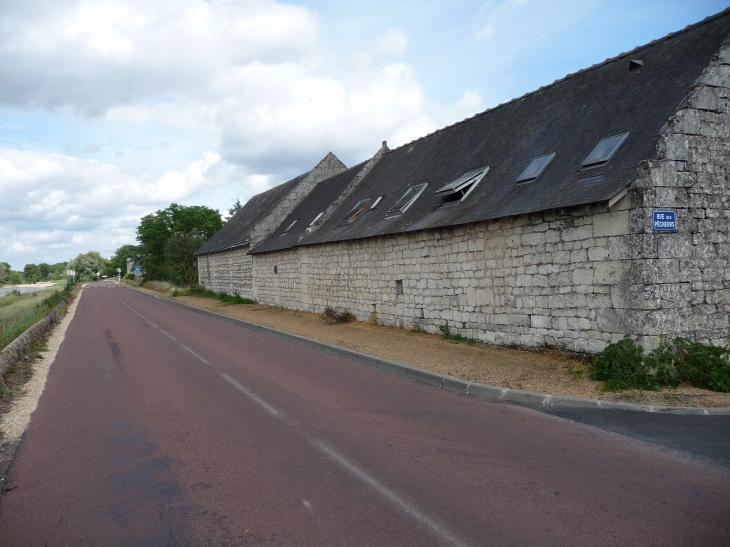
[516,153,556,184]
[435,166,489,204]
[308,212,324,227]
[581,132,629,169]
[385,183,428,218]
[339,198,371,226]
[281,219,298,235]
[370,196,384,210]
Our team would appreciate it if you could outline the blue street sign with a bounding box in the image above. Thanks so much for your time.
[134,266,142,272]
[652,210,677,232]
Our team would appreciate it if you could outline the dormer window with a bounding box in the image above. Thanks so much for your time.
[516,153,555,183]
[582,133,629,168]
[386,184,427,217]
[435,167,488,204]
[339,199,371,226]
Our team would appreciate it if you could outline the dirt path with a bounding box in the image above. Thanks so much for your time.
[132,287,730,409]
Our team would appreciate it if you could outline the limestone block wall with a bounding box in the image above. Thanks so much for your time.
[252,198,640,353]
[624,41,730,347]
[198,248,253,299]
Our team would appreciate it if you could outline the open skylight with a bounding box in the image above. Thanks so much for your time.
[386,184,427,217]
[582,133,629,168]
[370,196,384,209]
[282,219,297,234]
[308,212,323,227]
[435,167,488,204]
[339,199,371,226]
[516,153,555,183]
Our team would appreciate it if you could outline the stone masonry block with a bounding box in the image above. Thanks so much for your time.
[688,86,719,112]
[699,64,730,88]
[594,261,626,285]
[662,135,689,161]
[593,210,630,238]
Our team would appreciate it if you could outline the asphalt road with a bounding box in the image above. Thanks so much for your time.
[1,282,729,546]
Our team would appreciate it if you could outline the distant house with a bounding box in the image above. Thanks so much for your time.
[197,10,730,352]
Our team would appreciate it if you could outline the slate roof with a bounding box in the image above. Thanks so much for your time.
[251,164,365,254]
[252,9,729,252]
[195,171,309,255]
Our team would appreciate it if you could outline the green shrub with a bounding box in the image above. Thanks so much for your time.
[591,335,730,392]
[438,322,475,344]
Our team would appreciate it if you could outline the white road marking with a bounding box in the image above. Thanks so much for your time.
[311,440,473,547]
[159,330,177,342]
[182,345,210,364]
[220,373,280,416]
[146,320,158,328]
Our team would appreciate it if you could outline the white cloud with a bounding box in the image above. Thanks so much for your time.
[0,0,490,269]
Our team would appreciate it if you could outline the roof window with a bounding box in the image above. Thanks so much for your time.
[516,153,555,183]
[308,212,323,227]
[370,196,384,210]
[339,199,371,226]
[386,184,427,217]
[281,219,297,234]
[435,167,488,204]
[582,133,629,168]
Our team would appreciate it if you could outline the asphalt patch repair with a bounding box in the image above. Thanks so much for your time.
[134,287,730,410]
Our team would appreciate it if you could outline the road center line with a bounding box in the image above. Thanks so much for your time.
[181,345,210,364]
[159,330,177,342]
[220,373,281,416]
[311,440,473,547]
[146,320,158,328]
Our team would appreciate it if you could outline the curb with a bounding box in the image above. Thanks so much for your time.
[131,289,730,416]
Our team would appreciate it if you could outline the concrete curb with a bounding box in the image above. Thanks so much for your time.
[133,289,730,416]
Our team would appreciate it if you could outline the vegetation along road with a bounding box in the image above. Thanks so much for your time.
[0,281,728,546]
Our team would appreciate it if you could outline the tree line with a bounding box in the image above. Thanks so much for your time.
[2,201,233,287]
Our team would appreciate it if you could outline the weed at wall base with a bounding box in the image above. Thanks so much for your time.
[591,335,730,393]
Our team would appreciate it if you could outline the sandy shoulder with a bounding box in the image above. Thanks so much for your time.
[0,288,82,446]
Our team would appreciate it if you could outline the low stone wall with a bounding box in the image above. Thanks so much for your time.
[0,300,67,390]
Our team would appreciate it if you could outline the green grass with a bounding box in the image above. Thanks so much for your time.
[0,285,71,351]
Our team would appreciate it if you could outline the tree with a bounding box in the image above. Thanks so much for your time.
[136,203,223,283]
[38,263,52,279]
[7,271,22,285]
[68,252,107,282]
[23,263,41,283]
[164,230,208,285]
[226,198,242,221]
[103,245,140,278]
[0,262,8,285]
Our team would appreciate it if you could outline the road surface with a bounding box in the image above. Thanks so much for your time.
[1,282,729,546]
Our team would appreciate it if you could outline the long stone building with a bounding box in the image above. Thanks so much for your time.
[197,10,730,353]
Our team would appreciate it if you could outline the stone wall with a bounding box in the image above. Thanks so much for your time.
[198,247,253,298]
[625,40,730,347]
[252,197,635,353]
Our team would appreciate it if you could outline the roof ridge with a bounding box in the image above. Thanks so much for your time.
[386,7,730,155]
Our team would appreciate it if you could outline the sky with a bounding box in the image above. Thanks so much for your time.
[0,0,727,270]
